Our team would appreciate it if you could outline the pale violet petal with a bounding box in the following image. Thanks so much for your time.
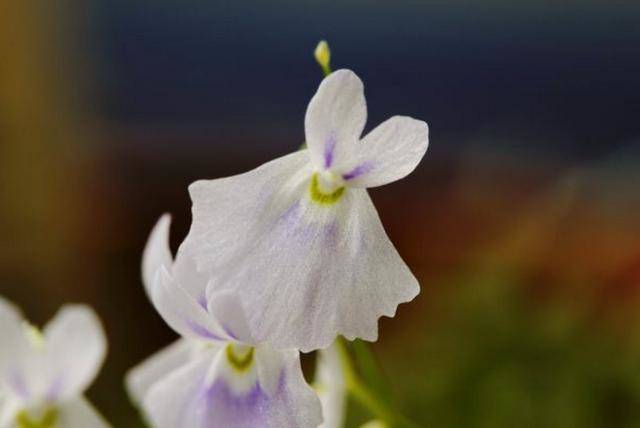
[57,397,111,428]
[0,396,20,428]
[199,186,419,351]
[266,348,323,428]
[143,214,210,306]
[342,116,429,188]
[43,305,107,400]
[255,345,323,427]
[173,252,210,307]
[304,69,367,171]
[316,343,346,428]
[206,290,254,344]
[144,345,322,428]
[142,214,174,298]
[151,267,229,342]
[184,150,311,275]
[254,345,288,396]
[0,298,29,376]
[0,300,47,404]
[0,296,22,321]
[125,338,195,405]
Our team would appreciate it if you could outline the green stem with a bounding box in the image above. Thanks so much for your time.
[335,339,418,428]
[348,374,398,425]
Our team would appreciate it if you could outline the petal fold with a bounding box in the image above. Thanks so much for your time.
[206,290,254,344]
[142,214,173,298]
[150,267,229,342]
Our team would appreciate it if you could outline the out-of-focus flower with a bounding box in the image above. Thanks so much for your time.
[181,69,429,352]
[0,298,109,427]
[127,216,322,428]
[314,343,346,428]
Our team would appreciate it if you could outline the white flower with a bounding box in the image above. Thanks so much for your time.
[0,298,109,428]
[180,69,428,351]
[127,215,323,428]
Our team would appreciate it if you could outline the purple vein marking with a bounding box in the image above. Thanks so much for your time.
[197,294,208,311]
[324,134,337,168]
[343,162,373,180]
[186,319,225,341]
[222,324,239,340]
[8,370,29,400]
[197,368,287,426]
[46,375,64,401]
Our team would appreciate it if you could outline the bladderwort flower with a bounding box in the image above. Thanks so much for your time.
[0,298,109,428]
[180,68,429,352]
[126,215,323,428]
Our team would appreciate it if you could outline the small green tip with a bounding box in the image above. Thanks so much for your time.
[314,40,332,76]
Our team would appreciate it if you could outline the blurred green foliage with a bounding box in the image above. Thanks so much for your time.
[378,269,640,428]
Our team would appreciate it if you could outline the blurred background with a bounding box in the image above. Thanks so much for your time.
[2,1,640,426]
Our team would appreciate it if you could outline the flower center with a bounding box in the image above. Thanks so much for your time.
[16,407,58,428]
[23,323,45,349]
[309,171,345,205]
[225,344,255,373]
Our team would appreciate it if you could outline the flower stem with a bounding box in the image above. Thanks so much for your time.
[336,338,420,428]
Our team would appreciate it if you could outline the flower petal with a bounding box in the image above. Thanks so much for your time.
[125,338,195,405]
[200,186,420,351]
[342,116,429,188]
[254,345,288,396]
[0,394,20,427]
[207,290,254,344]
[144,346,322,428]
[0,297,29,375]
[57,397,111,428]
[142,214,174,298]
[305,69,367,171]
[185,150,311,275]
[0,299,48,404]
[43,305,107,400]
[151,267,229,342]
[173,252,211,308]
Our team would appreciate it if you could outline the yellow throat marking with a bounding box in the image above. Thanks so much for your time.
[309,173,345,205]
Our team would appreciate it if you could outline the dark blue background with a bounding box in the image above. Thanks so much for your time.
[89,1,640,161]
